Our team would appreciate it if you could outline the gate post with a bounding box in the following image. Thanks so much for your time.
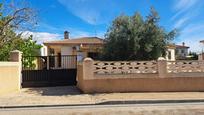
[47,56,50,70]
[83,58,94,79]
[10,50,22,62]
[10,50,22,89]
[157,57,167,78]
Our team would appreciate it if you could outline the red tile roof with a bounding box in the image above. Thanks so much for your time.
[167,44,176,49]
[44,37,104,46]
[175,45,189,48]
[167,44,189,49]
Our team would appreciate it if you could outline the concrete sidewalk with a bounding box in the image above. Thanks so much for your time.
[1,86,204,107]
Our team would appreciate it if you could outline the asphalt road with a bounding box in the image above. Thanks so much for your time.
[1,102,204,115]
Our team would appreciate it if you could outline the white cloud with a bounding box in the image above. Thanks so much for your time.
[174,0,198,11]
[173,17,188,28]
[70,29,105,38]
[171,0,199,21]
[37,22,106,38]
[181,24,204,34]
[176,24,204,53]
[57,0,116,25]
[21,29,105,44]
[21,31,62,44]
[171,0,204,53]
[57,0,99,24]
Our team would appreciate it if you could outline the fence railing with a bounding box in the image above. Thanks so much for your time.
[167,60,204,73]
[22,55,77,70]
[93,61,158,74]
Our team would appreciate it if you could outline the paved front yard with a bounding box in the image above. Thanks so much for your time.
[1,86,204,107]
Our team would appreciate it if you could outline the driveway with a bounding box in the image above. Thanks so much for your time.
[20,86,81,96]
[0,86,94,106]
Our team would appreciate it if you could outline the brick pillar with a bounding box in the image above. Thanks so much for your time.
[157,57,167,78]
[83,58,94,79]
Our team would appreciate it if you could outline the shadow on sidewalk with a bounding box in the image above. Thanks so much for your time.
[22,86,82,96]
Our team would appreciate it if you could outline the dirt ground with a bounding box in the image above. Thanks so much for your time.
[1,86,204,107]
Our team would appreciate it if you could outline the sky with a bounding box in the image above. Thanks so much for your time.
[3,0,204,52]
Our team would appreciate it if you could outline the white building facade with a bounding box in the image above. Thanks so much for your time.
[166,42,189,61]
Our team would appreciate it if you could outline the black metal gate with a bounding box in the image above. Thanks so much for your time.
[21,55,77,88]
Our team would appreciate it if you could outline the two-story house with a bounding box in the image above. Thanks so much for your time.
[166,42,189,61]
[175,42,189,60]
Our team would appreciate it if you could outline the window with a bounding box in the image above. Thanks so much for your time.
[88,52,99,60]
[168,51,171,60]
[57,53,61,67]
[175,49,178,55]
[49,48,55,55]
[181,49,185,53]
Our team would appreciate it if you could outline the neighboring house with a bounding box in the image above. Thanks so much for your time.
[175,42,189,60]
[43,31,189,62]
[40,44,48,56]
[43,31,104,61]
[166,44,176,61]
[166,42,189,61]
[199,40,204,60]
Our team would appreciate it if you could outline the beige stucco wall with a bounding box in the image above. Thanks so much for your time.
[166,48,175,61]
[77,58,204,93]
[0,50,22,95]
[78,71,204,93]
[0,62,21,95]
[78,77,204,93]
[61,46,73,55]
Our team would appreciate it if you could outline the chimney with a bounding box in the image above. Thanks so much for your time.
[182,42,185,46]
[64,31,69,39]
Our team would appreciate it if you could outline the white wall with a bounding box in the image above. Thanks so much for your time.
[40,45,47,56]
[166,49,175,61]
[176,48,188,59]
[61,46,73,55]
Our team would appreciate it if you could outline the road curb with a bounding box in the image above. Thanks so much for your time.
[1,99,204,109]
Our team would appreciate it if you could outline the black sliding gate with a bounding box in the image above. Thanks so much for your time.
[21,55,77,88]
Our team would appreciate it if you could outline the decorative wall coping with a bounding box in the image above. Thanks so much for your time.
[80,58,204,80]
[93,61,158,74]
[167,60,204,73]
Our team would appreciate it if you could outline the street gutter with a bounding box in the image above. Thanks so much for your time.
[1,99,204,109]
